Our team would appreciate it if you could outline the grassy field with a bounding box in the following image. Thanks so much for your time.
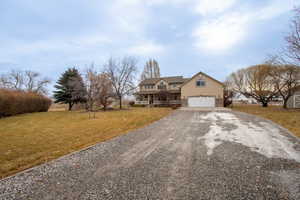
[0,107,172,178]
[232,105,300,138]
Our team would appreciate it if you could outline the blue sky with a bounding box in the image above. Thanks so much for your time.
[0,0,299,91]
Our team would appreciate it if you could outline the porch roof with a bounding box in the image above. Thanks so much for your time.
[134,90,181,95]
[139,76,190,85]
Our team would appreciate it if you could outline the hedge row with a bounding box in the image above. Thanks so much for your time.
[0,89,52,117]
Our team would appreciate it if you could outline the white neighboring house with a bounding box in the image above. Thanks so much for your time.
[232,93,257,104]
[287,76,300,108]
[287,86,300,108]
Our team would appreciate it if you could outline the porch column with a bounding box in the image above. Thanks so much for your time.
[148,94,150,104]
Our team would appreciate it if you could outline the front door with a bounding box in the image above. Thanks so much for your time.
[150,95,154,104]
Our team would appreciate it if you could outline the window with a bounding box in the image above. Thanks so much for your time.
[144,85,154,89]
[158,82,167,90]
[196,79,205,87]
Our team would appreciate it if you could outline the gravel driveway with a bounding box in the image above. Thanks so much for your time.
[0,110,299,200]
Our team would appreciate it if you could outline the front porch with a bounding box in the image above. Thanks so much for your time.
[135,92,181,106]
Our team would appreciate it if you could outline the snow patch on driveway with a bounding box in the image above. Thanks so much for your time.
[197,112,300,162]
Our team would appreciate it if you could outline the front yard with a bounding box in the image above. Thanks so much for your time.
[0,107,172,178]
[232,105,300,138]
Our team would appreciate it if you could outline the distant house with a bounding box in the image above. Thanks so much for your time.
[287,86,300,108]
[232,93,257,104]
[134,72,224,107]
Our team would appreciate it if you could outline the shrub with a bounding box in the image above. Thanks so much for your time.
[0,89,52,117]
[171,104,180,109]
[129,101,135,106]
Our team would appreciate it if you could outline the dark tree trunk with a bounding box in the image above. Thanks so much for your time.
[119,96,122,109]
[103,100,107,111]
[283,99,287,109]
[282,95,292,109]
[68,102,73,111]
[262,102,268,107]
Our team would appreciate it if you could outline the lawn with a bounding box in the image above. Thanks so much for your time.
[0,107,172,178]
[232,105,300,138]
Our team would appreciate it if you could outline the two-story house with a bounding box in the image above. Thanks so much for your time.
[135,72,224,107]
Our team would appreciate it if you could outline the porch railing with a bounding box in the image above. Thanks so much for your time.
[135,101,149,105]
[169,100,181,104]
[135,100,181,105]
[153,100,181,105]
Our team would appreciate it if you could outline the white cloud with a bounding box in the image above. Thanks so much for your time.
[195,0,237,15]
[70,35,112,47]
[257,0,296,20]
[145,0,190,6]
[193,12,248,52]
[192,0,296,52]
[4,34,112,56]
[108,0,149,34]
[128,41,165,56]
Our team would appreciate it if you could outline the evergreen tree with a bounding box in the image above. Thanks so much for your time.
[140,59,161,81]
[53,68,86,110]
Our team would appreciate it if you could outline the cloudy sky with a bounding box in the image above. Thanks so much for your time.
[0,0,299,90]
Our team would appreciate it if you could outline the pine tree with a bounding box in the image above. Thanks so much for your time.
[53,68,86,111]
[141,59,161,81]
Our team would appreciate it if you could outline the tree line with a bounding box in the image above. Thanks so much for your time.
[53,57,139,111]
[0,57,161,112]
[0,70,50,95]
[226,64,300,108]
[54,57,162,111]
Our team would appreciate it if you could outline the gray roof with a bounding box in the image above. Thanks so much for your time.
[134,89,181,95]
[140,76,190,85]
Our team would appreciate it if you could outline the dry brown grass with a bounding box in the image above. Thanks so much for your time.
[232,104,300,138]
[0,107,172,178]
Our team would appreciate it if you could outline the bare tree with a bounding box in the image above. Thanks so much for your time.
[104,57,138,109]
[223,80,234,107]
[285,7,300,64]
[0,69,50,94]
[0,70,24,90]
[97,73,113,111]
[228,64,279,107]
[84,65,113,115]
[140,59,160,81]
[269,64,300,108]
[24,71,50,94]
[84,65,100,113]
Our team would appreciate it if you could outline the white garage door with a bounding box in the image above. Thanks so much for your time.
[188,97,215,107]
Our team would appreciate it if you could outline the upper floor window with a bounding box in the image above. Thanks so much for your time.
[144,85,154,90]
[158,82,167,90]
[196,79,205,87]
[170,83,178,88]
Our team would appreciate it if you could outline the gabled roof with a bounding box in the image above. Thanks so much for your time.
[140,76,186,85]
[139,72,224,87]
[180,72,224,87]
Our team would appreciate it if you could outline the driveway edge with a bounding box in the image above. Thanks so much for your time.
[231,110,300,141]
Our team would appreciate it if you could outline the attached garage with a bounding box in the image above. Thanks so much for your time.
[181,72,224,107]
[187,96,215,107]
